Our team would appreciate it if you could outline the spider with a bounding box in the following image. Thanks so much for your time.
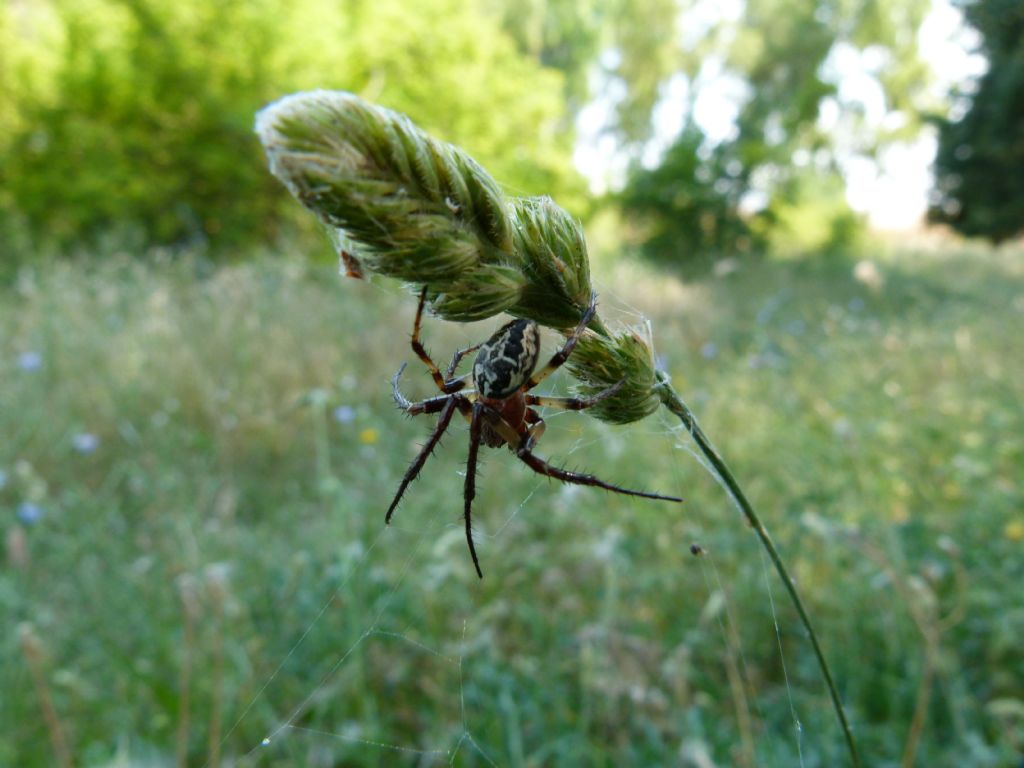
[387,288,683,578]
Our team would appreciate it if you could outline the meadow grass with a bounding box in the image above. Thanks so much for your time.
[1,244,1022,766]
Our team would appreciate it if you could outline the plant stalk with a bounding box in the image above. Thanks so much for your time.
[656,373,861,767]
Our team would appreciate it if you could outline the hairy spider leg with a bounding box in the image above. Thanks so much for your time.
[385,397,460,524]
[515,446,683,503]
[526,292,598,389]
[445,343,482,380]
[519,380,625,450]
[524,378,626,412]
[463,401,486,578]
[391,363,454,415]
[523,412,546,449]
[410,287,467,395]
[477,397,682,503]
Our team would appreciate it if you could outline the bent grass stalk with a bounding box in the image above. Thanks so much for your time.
[257,89,861,766]
[657,376,861,767]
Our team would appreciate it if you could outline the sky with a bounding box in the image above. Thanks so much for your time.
[843,1,987,228]
[574,0,988,230]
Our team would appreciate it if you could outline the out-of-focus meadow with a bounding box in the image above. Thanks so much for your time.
[2,1,1023,766]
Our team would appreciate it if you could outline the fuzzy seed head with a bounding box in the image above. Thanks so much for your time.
[509,197,593,329]
[567,329,661,423]
[428,264,527,322]
[256,90,515,293]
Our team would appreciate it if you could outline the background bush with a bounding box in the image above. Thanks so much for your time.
[0,0,579,252]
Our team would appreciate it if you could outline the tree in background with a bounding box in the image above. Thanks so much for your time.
[615,125,757,265]
[492,0,684,143]
[609,0,933,264]
[0,0,578,253]
[930,0,1024,242]
[0,0,952,260]
[489,0,935,264]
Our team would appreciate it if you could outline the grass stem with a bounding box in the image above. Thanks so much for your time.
[656,373,861,767]
[19,623,74,768]
[205,564,231,768]
[177,576,198,768]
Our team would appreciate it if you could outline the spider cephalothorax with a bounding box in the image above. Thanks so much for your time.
[387,289,682,578]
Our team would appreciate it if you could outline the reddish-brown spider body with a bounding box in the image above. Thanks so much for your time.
[387,289,682,579]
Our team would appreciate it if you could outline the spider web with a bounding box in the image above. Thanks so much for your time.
[207,280,821,766]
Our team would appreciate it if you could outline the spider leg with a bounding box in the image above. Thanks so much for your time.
[525,378,626,411]
[463,401,485,578]
[386,397,459,523]
[445,343,482,380]
[523,410,546,450]
[392,363,452,415]
[520,380,624,451]
[409,288,468,394]
[526,291,598,389]
[410,288,446,389]
[515,443,683,503]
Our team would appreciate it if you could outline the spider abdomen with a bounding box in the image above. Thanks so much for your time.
[473,319,541,399]
[479,392,527,448]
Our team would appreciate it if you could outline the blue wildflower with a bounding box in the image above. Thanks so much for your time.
[17,351,42,371]
[17,502,43,525]
[72,433,100,454]
[333,405,356,424]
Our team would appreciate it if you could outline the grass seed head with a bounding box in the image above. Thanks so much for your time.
[257,90,521,316]
[427,264,528,322]
[508,196,593,330]
[258,91,660,423]
[566,329,661,423]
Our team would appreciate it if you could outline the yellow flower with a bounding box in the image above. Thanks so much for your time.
[359,428,379,445]
[1004,519,1024,542]
[889,501,909,524]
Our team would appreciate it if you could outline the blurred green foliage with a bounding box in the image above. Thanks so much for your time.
[764,170,866,257]
[0,0,961,267]
[930,0,1024,242]
[1,245,1021,764]
[617,125,758,266]
[490,0,684,143]
[0,3,1020,764]
[0,0,580,252]
[621,0,931,266]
